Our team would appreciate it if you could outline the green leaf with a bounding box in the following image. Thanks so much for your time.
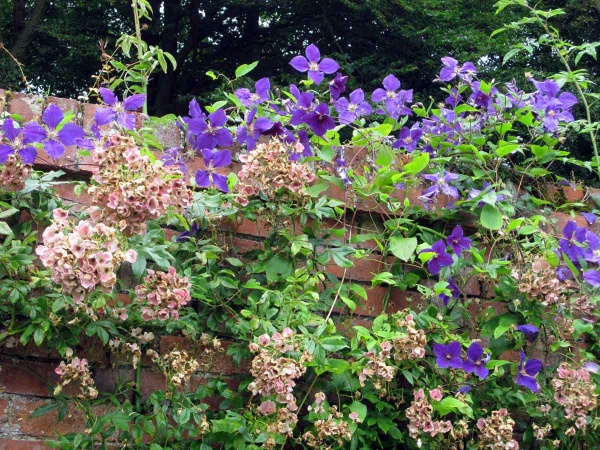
[266,255,293,282]
[320,336,348,352]
[388,237,417,262]
[495,142,521,157]
[404,153,429,175]
[480,204,503,230]
[349,401,367,423]
[30,401,62,418]
[0,208,19,219]
[0,221,13,235]
[235,61,259,78]
[432,397,473,417]
[206,71,217,80]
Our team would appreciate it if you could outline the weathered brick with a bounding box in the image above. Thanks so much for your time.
[154,122,181,149]
[159,336,250,375]
[51,183,92,209]
[8,93,44,123]
[0,439,52,450]
[10,397,86,437]
[327,252,392,283]
[0,361,58,398]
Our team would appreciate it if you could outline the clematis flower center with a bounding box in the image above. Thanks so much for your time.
[348,103,358,112]
[386,91,396,100]
[308,62,319,71]
[250,93,260,102]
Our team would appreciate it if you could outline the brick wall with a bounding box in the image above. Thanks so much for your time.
[0,89,596,448]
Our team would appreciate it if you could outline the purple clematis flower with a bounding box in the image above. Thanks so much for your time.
[289,88,315,126]
[94,88,145,130]
[583,230,600,263]
[289,130,312,162]
[583,269,600,287]
[516,324,540,343]
[582,361,599,374]
[393,125,422,152]
[371,74,413,118]
[236,107,277,150]
[421,240,454,275]
[446,225,472,257]
[188,109,233,150]
[439,57,477,83]
[303,103,335,136]
[335,89,372,124]
[457,385,473,394]
[558,221,587,262]
[329,73,348,100]
[462,343,489,380]
[195,148,231,192]
[289,44,339,85]
[0,118,39,164]
[23,104,87,159]
[439,277,460,306]
[234,78,270,108]
[161,147,188,176]
[530,79,578,132]
[422,171,461,200]
[516,351,542,393]
[433,341,463,369]
[582,212,597,225]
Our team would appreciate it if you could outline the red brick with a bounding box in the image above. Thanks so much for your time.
[0,398,9,432]
[51,183,91,209]
[11,397,86,437]
[8,93,43,123]
[0,439,52,450]
[44,97,80,118]
[154,122,181,149]
[326,252,392,282]
[159,336,250,375]
[0,361,58,397]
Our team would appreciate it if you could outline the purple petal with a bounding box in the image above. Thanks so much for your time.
[308,70,325,85]
[123,94,146,111]
[209,109,227,127]
[290,56,310,72]
[371,88,386,103]
[305,44,320,63]
[516,324,540,343]
[583,269,600,286]
[582,212,597,225]
[42,104,65,129]
[382,74,401,92]
[195,170,210,188]
[2,119,21,142]
[525,358,543,376]
[558,92,578,109]
[234,88,252,107]
[214,128,234,147]
[319,58,339,74]
[212,149,232,168]
[117,112,136,130]
[439,67,456,82]
[187,118,207,135]
[517,373,539,393]
[474,365,489,380]
[98,88,118,106]
[57,123,85,146]
[255,77,270,97]
[94,107,116,126]
[44,140,65,159]
[18,146,37,164]
[0,145,14,163]
[189,99,203,118]
[23,123,47,143]
[212,173,229,192]
[582,361,599,373]
[349,89,365,104]
[466,342,483,361]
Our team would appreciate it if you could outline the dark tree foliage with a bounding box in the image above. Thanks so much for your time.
[0,0,598,119]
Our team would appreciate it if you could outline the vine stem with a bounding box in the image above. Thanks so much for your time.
[529,7,600,181]
[131,0,148,115]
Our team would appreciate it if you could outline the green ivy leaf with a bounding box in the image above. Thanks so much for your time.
[388,237,417,262]
[235,61,259,78]
[480,204,503,230]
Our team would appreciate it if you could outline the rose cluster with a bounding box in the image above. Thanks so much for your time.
[54,356,98,399]
[405,388,453,440]
[359,341,395,390]
[0,154,31,191]
[551,363,597,431]
[476,408,519,450]
[36,208,136,303]
[236,139,315,206]
[135,266,191,321]
[392,312,427,361]
[248,329,312,437]
[88,134,193,236]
